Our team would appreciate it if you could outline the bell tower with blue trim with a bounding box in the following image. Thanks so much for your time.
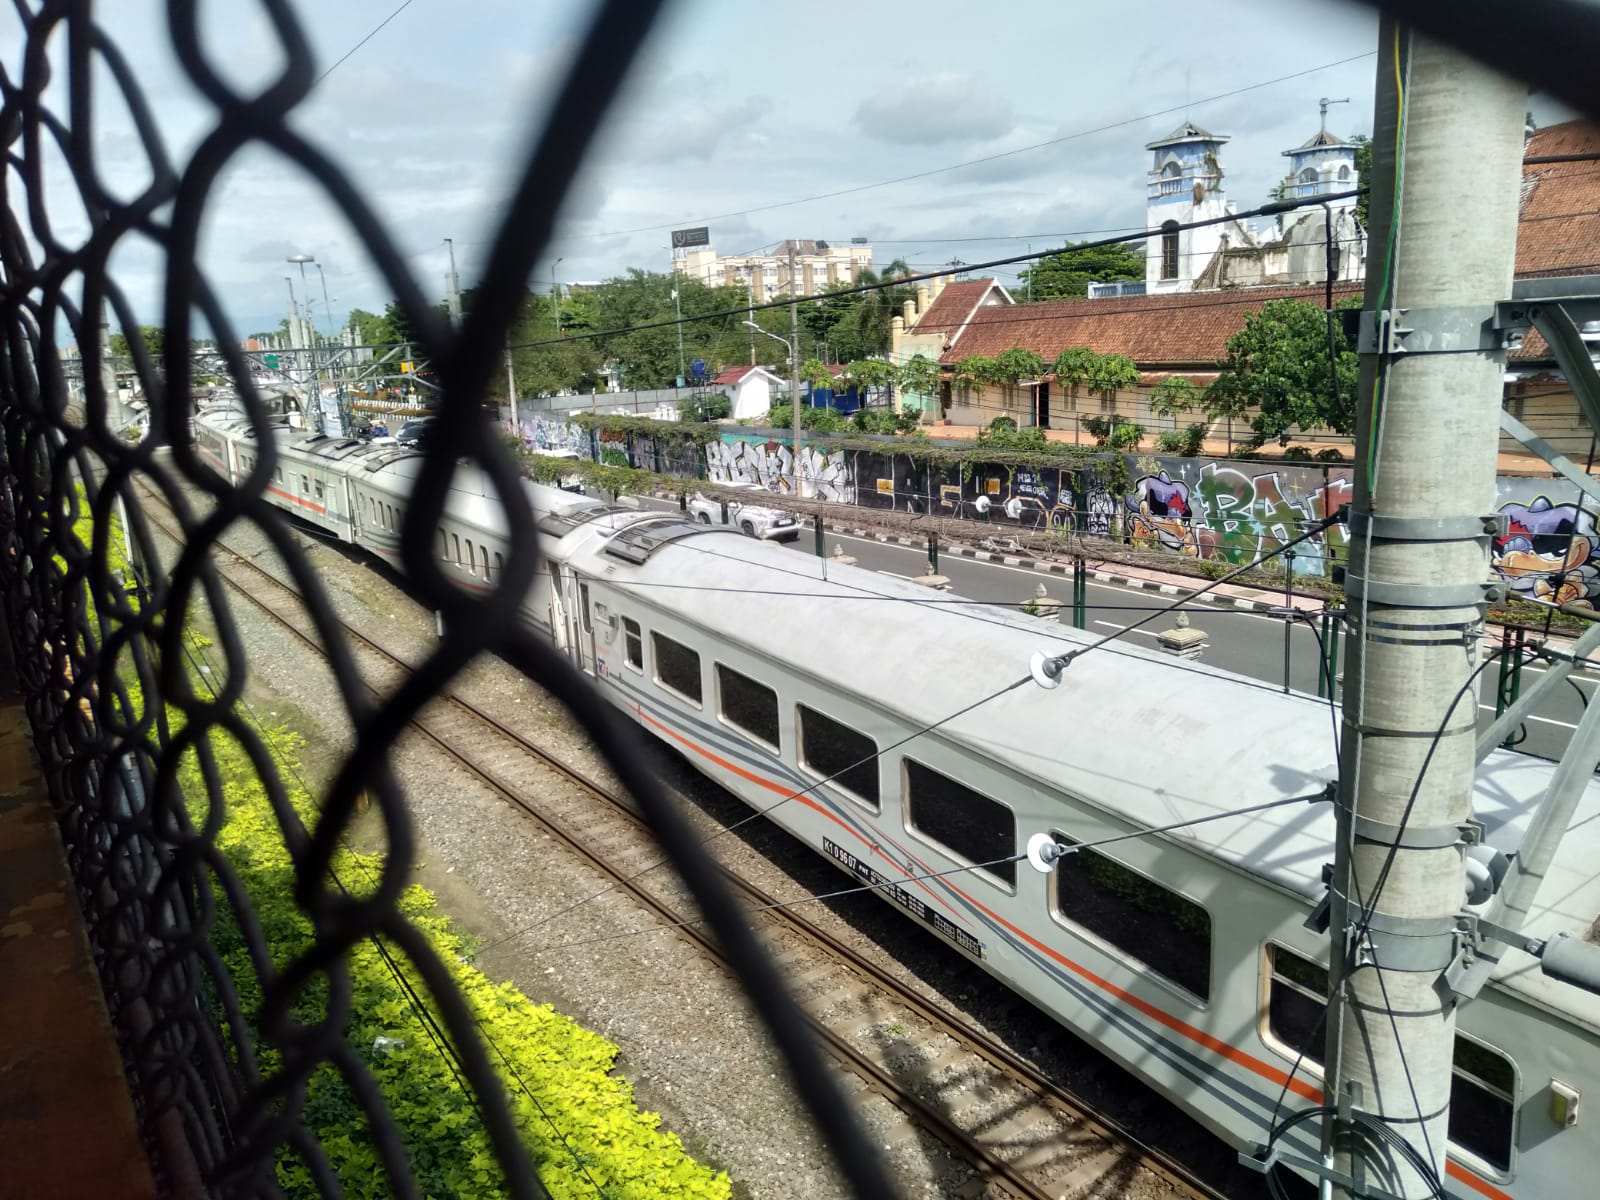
[1145,121,1231,293]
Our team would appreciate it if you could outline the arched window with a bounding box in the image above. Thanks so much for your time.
[1161,160,1182,179]
[1160,221,1180,280]
[1299,167,1319,185]
[1337,164,1351,182]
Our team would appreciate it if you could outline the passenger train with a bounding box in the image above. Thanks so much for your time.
[193,411,1600,1200]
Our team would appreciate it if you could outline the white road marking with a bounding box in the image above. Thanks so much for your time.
[1477,703,1578,730]
[1093,619,1158,640]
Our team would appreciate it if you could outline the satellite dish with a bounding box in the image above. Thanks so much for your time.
[974,495,991,514]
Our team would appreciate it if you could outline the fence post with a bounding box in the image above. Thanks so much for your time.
[1072,556,1087,629]
[928,532,939,575]
[813,513,824,557]
[678,491,686,512]
[719,499,729,526]
[1495,623,1527,745]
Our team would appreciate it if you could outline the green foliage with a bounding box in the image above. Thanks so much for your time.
[1155,423,1207,456]
[992,347,1045,384]
[569,412,721,447]
[1149,377,1198,422]
[1106,420,1144,450]
[797,260,915,362]
[895,354,941,405]
[1051,347,1099,387]
[684,393,731,422]
[953,355,997,393]
[110,324,165,360]
[798,358,835,392]
[836,358,894,396]
[976,414,1046,452]
[346,308,391,347]
[1084,352,1141,394]
[1352,134,1373,228]
[1315,447,1346,463]
[1081,415,1111,445]
[175,687,730,1200]
[1208,298,1359,445]
[764,402,847,432]
[852,408,919,435]
[1017,241,1144,300]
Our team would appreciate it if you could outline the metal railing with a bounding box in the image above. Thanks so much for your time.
[0,2,891,1197]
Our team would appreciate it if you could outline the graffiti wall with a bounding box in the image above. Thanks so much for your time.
[1124,460,1354,576]
[1493,481,1600,609]
[707,433,853,500]
[519,414,590,457]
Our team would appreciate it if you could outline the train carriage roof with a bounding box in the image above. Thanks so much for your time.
[560,526,1600,985]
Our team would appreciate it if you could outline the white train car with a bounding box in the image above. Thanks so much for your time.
[193,412,1600,1199]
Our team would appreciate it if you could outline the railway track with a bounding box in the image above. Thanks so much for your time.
[140,495,1228,1200]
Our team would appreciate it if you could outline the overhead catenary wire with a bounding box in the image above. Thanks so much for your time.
[508,188,1362,353]
[552,53,1378,246]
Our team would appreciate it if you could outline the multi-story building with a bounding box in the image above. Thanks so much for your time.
[675,238,873,300]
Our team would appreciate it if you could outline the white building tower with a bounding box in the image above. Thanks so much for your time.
[1281,130,1361,208]
[1144,121,1231,294]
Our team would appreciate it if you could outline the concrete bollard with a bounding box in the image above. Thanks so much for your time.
[1156,611,1208,659]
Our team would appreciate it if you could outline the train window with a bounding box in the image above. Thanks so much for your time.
[579,583,592,633]
[300,475,310,494]
[275,468,282,483]
[314,480,324,500]
[798,705,879,810]
[1263,945,1328,1063]
[652,632,701,704]
[622,618,643,670]
[716,665,779,749]
[1451,1039,1515,1174]
[465,539,476,576]
[388,505,396,530]
[437,530,447,561]
[453,533,462,564]
[903,759,1013,886]
[494,553,504,578]
[480,544,492,580]
[1050,837,1210,998]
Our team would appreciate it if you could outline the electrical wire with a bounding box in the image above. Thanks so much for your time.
[508,188,1361,352]
[553,52,1378,245]
[314,0,419,86]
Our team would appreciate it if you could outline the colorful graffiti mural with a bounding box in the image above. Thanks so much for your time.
[1492,494,1600,608]
[1126,461,1353,576]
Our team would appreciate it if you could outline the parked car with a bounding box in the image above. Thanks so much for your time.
[530,448,586,493]
[396,417,437,448]
[687,482,801,541]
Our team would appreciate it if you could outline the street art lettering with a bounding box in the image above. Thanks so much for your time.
[707,435,852,500]
[1492,495,1600,608]
[597,428,630,468]
[1125,461,1352,575]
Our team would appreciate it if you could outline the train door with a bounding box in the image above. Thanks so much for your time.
[548,563,572,657]
[570,576,595,676]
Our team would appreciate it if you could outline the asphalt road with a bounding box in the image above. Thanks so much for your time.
[636,495,1592,761]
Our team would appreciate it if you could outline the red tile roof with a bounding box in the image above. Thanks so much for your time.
[1517,121,1600,279]
[938,284,1361,368]
[909,279,1011,349]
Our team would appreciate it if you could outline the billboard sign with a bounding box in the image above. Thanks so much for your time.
[671,226,710,249]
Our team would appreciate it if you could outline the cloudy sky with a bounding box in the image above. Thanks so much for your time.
[10,0,1571,342]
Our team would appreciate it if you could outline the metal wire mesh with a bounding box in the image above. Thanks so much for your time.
[0,2,894,1197]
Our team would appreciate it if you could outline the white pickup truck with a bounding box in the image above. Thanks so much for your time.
[687,482,802,541]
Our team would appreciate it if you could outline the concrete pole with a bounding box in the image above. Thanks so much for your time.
[1329,25,1524,1197]
[445,238,463,330]
[505,341,520,434]
[788,243,802,497]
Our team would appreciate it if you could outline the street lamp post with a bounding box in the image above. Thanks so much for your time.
[744,320,802,496]
[551,257,563,337]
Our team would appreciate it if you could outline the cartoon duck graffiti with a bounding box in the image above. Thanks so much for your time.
[1492,497,1600,608]
[1128,471,1196,555]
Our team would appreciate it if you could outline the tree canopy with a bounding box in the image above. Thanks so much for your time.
[1204,298,1359,446]
[1016,241,1144,300]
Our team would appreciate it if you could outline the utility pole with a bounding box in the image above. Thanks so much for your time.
[787,242,803,497]
[748,273,757,366]
[505,341,520,434]
[445,238,463,330]
[1327,25,1524,1198]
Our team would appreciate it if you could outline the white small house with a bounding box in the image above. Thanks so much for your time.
[713,365,787,421]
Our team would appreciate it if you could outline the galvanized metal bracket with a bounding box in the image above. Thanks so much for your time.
[1342,570,1503,608]
[1351,813,1475,850]
[1347,510,1507,542]
[1359,304,1502,355]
